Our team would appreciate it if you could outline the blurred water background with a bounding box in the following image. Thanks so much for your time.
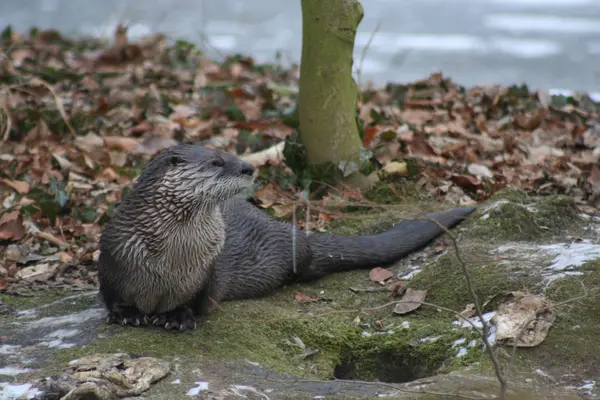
[1,0,600,93]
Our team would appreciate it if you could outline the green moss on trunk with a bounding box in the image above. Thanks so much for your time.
[298,0,370,188]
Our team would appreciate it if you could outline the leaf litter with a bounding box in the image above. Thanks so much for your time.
[0,26,598,352]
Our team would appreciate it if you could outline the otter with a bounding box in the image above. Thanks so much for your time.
[98,144,476,331]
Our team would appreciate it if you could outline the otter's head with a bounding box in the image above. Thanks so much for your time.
[133,144,255,210]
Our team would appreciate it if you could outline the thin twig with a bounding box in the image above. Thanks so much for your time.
[355,21,381,101]
[430,215,508,399]
[261,297,487,333]
[0,106,11,147]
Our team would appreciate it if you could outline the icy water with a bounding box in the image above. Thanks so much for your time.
[1,0,600,92]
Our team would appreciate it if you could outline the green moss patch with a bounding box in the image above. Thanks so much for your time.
[468,189,581,242]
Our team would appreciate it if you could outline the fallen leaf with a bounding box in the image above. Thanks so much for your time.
[362,126,378,146]
[369,267,394,283]
[382,161,408,176]
[0,211,25,241]
[493,291,555,348]
[2,179,30,194]
[450,174,484,192]
[460,303,477,319]
[295,292,323,302]
[467,164,493,179]
[393,288,428,315]
[103,136,141,152]
[75,132,104,153]
[254,184,282,208]
[16,263,57,281]
[386,279,407,296]
[272,203,294,218]
[56,251,74,264]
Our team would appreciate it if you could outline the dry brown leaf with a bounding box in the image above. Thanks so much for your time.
[386,279,407,296]
[16,263,57,281]
[0,211,25,241]
[369,267,394,283]
[460,303,477,319]
[295,292,323,302]
[450,174,484,192]
[75,132,104,153]
[254,184,282,208]
[103,136,141,152]
[2,179,30,194]
[96,167,119,182]
[393,288,427,315]
[493,292,556,348]
[382,161,408,176]
[271,204,294,218]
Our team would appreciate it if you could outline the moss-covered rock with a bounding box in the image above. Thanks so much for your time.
[1,187,598,399]
[468,189,581,242]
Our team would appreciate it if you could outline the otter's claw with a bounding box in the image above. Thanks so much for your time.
[151,307,197,332]
[106,305,149,328]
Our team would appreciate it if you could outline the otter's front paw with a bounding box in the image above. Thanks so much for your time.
[106,305,149,327]
[151,307,197,332]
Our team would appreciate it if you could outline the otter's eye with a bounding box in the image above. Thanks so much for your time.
[211,159,224,168]
[169,156,183,166]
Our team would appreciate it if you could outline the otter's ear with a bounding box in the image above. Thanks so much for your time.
[169,156,183,166]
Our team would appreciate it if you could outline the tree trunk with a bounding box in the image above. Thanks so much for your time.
[298,0,371,188]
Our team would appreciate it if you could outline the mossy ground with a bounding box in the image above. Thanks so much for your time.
[1,184,598,399]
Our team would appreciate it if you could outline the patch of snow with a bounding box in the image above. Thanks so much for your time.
[486,328,496,345]
[401,321,410,329]
[24,308,105,329]
[454,311,496,329]
[578,380,595,391]
[575,380,597,398]
[416,335,441,344]
[186,381,209,396]
[0,345,20,355]
[0,383,41,400]
[452,338,467,347]
[534,368,555,381]
[539,241,600,271]
[494,239,600,286]
[230,385,270,400]
[45,328,80,339]
[453,312,497,344]
[171,378,181,384]
[399,264,422,280]
[456,347,468,357]
[0,366,32,376]
[38,339,76,349]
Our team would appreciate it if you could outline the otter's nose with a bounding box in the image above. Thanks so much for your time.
[240,162,254,176]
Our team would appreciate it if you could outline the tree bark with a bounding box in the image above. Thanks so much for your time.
[298,0,370,188]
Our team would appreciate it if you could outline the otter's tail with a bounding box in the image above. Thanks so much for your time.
[302,206,477,280]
